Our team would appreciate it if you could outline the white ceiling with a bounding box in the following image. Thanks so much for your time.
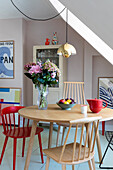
[60,0,113,49]
[1,0,113,64]
[0,0,63,20]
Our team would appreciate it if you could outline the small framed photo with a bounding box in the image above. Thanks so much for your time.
[98,77,113,108]
[0,40,14,79]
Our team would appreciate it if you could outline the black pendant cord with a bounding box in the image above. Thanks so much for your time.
[66,8,68,43]
[10,0,66,21]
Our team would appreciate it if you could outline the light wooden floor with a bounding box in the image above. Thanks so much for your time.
[0,125,112,170]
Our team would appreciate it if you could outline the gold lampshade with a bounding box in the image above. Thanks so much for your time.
[57,43,76,58]
[57,8,76,58]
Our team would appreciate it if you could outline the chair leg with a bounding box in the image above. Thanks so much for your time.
[38,133,44,163]
[56,125,60,146]
[92,157,96,170]
[45,156,50,170]
[22,138,25,157]
[13,138,17,170]
[102,121,105,136]
[0,136,8,164]
[61,126,66,145]
[62,164,66,170]
[72,165,75,170]
[99,134,113,169]
[88,160,92,170]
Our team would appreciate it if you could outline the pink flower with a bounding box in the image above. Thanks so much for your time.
[51,72,56,78]
[37,61,42,67]
[29,65,42,74]
[24,62,36,71]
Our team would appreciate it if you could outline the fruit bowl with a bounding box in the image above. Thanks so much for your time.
[56,102,76,110]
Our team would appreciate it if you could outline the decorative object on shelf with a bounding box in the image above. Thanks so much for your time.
[57,8,76,58]
[24,59,61,110]
[52,32,58,45]
[45,38,50,45]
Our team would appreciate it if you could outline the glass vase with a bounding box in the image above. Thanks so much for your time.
[37,84,49,110]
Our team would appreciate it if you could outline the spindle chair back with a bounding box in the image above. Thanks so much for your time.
[56,82,86,146]
[63,82,85,104]
[44,117,101,170]
[2,106,25,134]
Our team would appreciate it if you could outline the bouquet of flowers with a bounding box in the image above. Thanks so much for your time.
[24,59,61,87]
[24,59,61,110]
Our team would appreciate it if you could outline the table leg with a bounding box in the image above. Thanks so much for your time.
[48,122,53,148]
[24,120,38,170]
[94,122,102,163]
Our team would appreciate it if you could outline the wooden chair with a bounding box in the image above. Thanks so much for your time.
[0,106,44,170]
[56,82,86,146]
[43,117,101,170]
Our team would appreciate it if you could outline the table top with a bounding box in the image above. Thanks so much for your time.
[18,104,113,123]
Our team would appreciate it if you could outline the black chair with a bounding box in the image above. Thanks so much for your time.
[99,131,113,169]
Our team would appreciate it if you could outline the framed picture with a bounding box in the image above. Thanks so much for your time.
[0,40,14,79]
[0,87,22,126]
[98,77,113,108]
[0,87,21,104]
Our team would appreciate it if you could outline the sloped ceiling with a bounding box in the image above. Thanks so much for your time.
[0,0,60,19]
[1,0,113,49]
[0,0,113,64]
[59,0,113,49]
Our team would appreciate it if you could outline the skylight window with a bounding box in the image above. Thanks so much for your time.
[49,0,113,65]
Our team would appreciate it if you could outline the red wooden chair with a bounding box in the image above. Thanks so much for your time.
[0,99,4,125]
[0,106,44,170]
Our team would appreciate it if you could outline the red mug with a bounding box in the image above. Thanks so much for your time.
[87,98,107,113]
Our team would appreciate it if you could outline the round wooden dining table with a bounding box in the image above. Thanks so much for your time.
[19,104,113,170]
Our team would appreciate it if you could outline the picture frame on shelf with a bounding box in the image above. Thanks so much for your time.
[0,40,14,79]
[98,77,113,108]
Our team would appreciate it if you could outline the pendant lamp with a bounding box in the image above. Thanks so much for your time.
[57,8,76,58]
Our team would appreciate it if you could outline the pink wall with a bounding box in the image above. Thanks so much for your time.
[0,18,113,107]
[25,18,84,105]
[92,55,113,98]
[0,18,24,104]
